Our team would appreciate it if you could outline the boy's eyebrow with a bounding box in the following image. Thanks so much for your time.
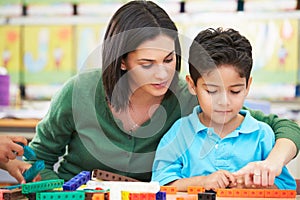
[202,83,245,87]
[202,83,218,87]
[230,83,246,87]
[137,50,175,62]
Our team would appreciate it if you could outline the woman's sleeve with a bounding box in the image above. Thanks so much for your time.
[247,108,300,153]
[27,78,75,180]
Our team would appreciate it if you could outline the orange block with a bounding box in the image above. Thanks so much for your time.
[248,189,265,198]
[216,189,234,197]
[278,190,297,198]
[160,186,177,194]
[187,186,205,194]
[233,189,247,197]
[264,189,280,198]
[92,193,104,200]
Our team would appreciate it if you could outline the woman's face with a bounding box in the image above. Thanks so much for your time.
[122,34,176,98]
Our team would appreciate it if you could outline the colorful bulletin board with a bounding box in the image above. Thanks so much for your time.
[0,25,21,84]
[23,25,74,98]
[75,24,107,72]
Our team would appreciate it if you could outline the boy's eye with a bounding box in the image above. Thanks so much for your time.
[231,90,241,94]
[206,90,217,94]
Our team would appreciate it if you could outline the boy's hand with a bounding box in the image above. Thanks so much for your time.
[203,170,236,191]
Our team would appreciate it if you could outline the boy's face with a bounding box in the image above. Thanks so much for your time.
[187,65,252,127]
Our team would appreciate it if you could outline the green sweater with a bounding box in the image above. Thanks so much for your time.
[29,69,300,181]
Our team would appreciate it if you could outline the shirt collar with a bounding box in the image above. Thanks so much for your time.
[188,106,260,136]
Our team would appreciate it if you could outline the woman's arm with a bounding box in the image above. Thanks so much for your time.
[26,79,75,180]
[235,108,299,187]
[248,109,300,155]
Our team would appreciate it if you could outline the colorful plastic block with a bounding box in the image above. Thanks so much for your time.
[156,191,166,200]
[2,188,26,200]
[36,191,85,200]
[63,171,91,191]
[160,186,177,194]
[216,188,233,197]
[187,186,205,194]
[23,160,45,182]
[84,190,109,200]
[92,193,105,200]
[198,192,216,200]
[18,143,37,160]
[22,179,64,194]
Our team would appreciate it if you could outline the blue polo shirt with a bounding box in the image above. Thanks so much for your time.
[151,106,296,189]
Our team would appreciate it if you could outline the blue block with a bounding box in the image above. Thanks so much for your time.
[63,171,91,191]
[156,191,166,200]
[23,160,45,182]
[17,142,37,160]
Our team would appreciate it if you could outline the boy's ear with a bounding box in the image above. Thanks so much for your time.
[245,76,253,96]
[186,75,197,95]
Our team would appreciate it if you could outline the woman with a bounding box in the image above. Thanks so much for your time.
[5,1,299,188]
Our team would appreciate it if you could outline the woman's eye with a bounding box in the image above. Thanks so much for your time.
[164,58,174,63]
[141,63,153,68]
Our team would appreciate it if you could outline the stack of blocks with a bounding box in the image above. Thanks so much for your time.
[0,168,297,199]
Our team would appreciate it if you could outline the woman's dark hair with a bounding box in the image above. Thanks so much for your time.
[102,0,181,111]
[189,27,253,87]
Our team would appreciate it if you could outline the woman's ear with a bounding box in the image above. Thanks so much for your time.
[121,59,127,71]
[186,75,197,95]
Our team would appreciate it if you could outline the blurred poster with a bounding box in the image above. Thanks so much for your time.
[23,25,74,99]
[0,25,21,84]
[75,24,106,71]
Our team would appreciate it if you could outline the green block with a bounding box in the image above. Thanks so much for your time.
[36,191,85,200]
[22,179,64,194]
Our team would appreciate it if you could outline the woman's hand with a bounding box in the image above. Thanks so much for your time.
[0,135,27,163]
[232,160,280,187]
[0,159,41,183]
[233,138,297,188]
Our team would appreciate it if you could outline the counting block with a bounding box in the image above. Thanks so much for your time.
[160,186,177,194]
[63,171,91,191]
[23,160,45,182]
[198,192,216,200]
[187,186,205,194]
[156,191,166,200]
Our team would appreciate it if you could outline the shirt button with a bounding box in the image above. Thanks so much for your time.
[215,144,218,149]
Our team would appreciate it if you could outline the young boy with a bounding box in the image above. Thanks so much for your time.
[151,28,296,191]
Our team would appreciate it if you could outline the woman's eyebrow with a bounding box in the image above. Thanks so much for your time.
[137,50,175,62]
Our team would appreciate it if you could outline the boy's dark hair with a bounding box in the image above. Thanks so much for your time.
[102,1,181,111]
[188,27,253,86]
